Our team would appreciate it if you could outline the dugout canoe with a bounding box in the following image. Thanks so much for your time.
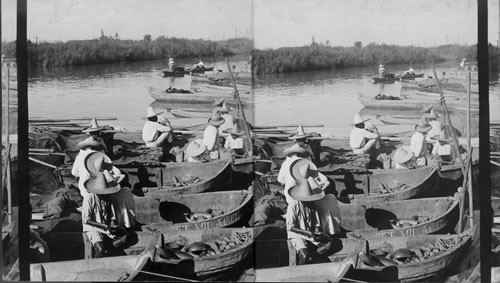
[357,92,479,111]
[30,249,153,281]
[337,226,475,281]
[372,73,424,84]
[150,227,254,277]
[341,194,460,238]
[162,70,189,77]
[144,160,232,197]
[254,255,357,282]
[170,109,212,118]
[136,189,253,231]
[148,86,252,104]
[333,166,439,204]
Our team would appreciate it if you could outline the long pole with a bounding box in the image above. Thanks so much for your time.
[225,59,253,157]
[466,72,474,228]
[431,64,465,175]
[6,69,12,224]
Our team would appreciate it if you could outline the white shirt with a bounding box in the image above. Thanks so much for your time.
[349,128,378,150]
[410,131,427,158]
[426,120,442,142]
[432,143,452,156]
[219,114,235,136]
[203,125,220,151]
[278,156,301,203]
[224,135,244,150]
[142,121,172,143]
[71,149,96,199]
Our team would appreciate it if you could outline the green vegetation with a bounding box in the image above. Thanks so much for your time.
[1,34,252,68]
[252,42,475,74]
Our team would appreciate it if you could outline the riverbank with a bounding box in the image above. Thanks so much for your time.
[252,43,477,74]
[1,36,252,68]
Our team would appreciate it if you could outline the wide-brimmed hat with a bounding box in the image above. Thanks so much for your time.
[288,125,312,140]
[147,106,163,118]
[216,102,233,113]
[431,131,452,143]
[77,137,101,150]
[423,110,440,120]
[212,98,225,107]
[84,151,114,177]
[84,170,121,195]
[393,146,413,164]
[421,104,433,113]
[288,159,325,202]
[283,143,307,156]
[208,109,225,127]
[82,118,104,133]
[354,113,370,125]
[185,139,206,158]
[415,119,432,133]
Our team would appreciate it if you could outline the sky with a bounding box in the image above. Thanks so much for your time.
[1,0,499,48]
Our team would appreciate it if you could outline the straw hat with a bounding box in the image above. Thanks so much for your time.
[146,106,163,118]
[216,102,233,113]
[185,139,207,158]
[421,104,433,113]
[393,146,413,164]
[354,113,369,125]
[212,98,225,107]
[208,109,225,127]
[77,137,101,150]
[283,143,307,156]
[423,110,440,120]
[415,119,432,133]
[84,170,121,195]
[82,118,104,133]
[288,159,325,202]
[289,125,311,140]
[84,151,113,177]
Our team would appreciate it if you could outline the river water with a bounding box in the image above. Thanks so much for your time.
[29,59,499,137]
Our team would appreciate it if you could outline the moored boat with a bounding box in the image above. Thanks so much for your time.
[148,86,252,103]
[30,250,153,281]
[136,189,253,231]
[162,70,189,77]
[144,160,232,197]
[372,73,424,84]
[332,166,439,203]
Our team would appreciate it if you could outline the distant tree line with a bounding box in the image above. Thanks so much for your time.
[1,34,252,68]
[252,42,478,74]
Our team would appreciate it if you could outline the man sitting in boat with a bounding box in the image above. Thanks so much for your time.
[423,109,442,145]
[223,123,246,156]
[72,138,106,200]
[410,119,432,166]
[216,102,235,142]
[279,145,329,205]
[185,139,209,162]
[349,113,380,155]
[142,107,174,148]
[202,109,225,160]
[286,158,340,265]
[289,125,321,165]
[392,146,415,169]
[168,57,176,71]
[81,152,137,258]
[81,118,110,155]
[402,66,415,76]
[430,131,453,163]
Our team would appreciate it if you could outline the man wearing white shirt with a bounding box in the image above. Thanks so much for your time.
[203,110,225,159]
[349,113,380,155]
[410,119,432,166]
[142,107,173,148]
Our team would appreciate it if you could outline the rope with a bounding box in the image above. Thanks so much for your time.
[137,270,200,282]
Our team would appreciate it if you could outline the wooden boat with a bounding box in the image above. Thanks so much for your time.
[357,92,479,111]
[170,109,212,118]
[150,227,254,277]
[378,115,420,126]
[162,70,189,77]
[145,160,232,197]
[340,194,460,238]
[148,86,252,103]
[333,166,439,203]
[340,227,475,281]
[254,255,357,282]
[136,189,253,231]
[188,66,215,73]
[30,250,153,281]
[372,73,424,84]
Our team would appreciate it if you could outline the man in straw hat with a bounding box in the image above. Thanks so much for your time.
[72,138,103,199]
[223,121,245,155]
[168,57,176,71]
[350,113,380,155]
[185,139,209,163]
[286,158,341,265]
[431,131,453,163]
[81,118,109,155]
[410,118,433,166]
[216,101,235,138]
[142,106,174,148]
[279,144,329,205]
[421,106,443,144]
[81,151,136,258]
[288,125,320,165]
[378,64,386,77]
[202,109,225,160]
[392,146,415,169]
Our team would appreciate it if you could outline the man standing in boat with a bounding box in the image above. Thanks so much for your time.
[168,57,176,72]
[286,158,341,266]
[378,64,386,78]
[410,119,432,166]
[202,109,225,159]
[81,152,137,258]
[142,107,174,149]
[349,113,380,155]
